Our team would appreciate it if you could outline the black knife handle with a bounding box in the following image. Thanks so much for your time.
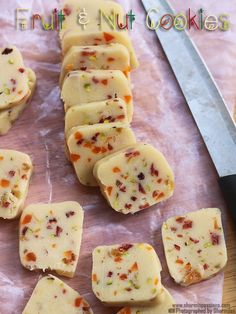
[219,174,236,224]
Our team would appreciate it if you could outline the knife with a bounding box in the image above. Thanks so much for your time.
[141,0,236,223]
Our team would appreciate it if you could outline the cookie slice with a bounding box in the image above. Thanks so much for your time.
[93,143,174,214]
[67,123,136,186]
[0,68,36,135]
[65,98,128,136]
[60,44,131,87]
[19,201,84,278]
[162,208,227,286]
[60,0,139,68]
[61,70,133,122]
[92,243,162,306]
[0,46,29,110]
[22,275,93,314]
[0,149,33,219]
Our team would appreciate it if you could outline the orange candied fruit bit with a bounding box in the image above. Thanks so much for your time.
[101,79,108,86]
[92,273,97,282]
[214,218,220,230]
[22,214,32,225]
[112,167,121,173]
[70,154,80,162]
[130,262,138,272]
[107,57,115,62]
[25,252,36,262]
[0,179,10,188]
[74,131,83,141]
[103,32,115,42]
[92,146,101,154]
[114,256,122,262]
[154,277,159,285]
[124,95,132,104]
[123,66,131,78]
[0,156,4,160]
[117,115,125,120]
[83,142,92,148]
[74,297,83,307]
[106,186,113,196]
[66,63,74,72]
[175,259,184,264]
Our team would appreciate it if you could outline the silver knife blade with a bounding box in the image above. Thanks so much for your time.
[141,0,236,177]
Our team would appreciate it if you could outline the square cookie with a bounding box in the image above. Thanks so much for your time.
[162,208,227,286]
[22,275,93,314]
[92,243,162,306]
[19,201,84,278]
[93,143,174,214]
[0,149,33,219]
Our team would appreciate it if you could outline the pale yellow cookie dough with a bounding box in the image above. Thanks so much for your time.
[92,243,162,306]
[19,201,84,278]
[60,0,139,68]
[0,46,29,110]
[61,70,133,122]
[67,123,136,186]
[22,275,94,314]
[65,98,129,135]
[0,68,36,136]
[93,143,174,214]
[60,44,131,87]
[0,149,33,219]
[162,208,227,286]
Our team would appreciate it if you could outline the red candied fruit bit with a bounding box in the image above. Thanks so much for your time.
[74,297,82,307]
[189,237,199,244]
[138,183,146,194]
[183,220,193,229]
[120,274,128,280]
[210,232,220,245]
[203,263,209,270]
[139,203,150,210]
[174,244,181,251]
[56,226,63,237]
[104,32,115,42]
[18,68,25,73]
[26,252,36,262]
[118,244,133,253]
[150,163,159,176]
[176,217,185,223]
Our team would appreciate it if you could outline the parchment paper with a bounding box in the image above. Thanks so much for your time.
[0,0,236,313]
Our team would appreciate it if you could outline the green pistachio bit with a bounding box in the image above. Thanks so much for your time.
[151,288,157,294]
[84,83,91,92]
[8,59,14,64]
[204,242,212,248]
[4,88,10,95]
[106,280,113,285]
[89,55,97,61]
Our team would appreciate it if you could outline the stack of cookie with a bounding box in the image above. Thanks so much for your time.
[0,46,36,135]
[59,0,175,214]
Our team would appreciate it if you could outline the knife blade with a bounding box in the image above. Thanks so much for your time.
[141,0,236,222]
